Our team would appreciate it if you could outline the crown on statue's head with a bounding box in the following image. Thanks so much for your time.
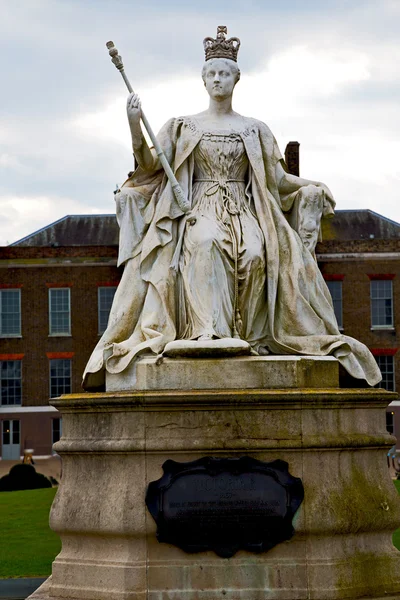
[203,26,241,62]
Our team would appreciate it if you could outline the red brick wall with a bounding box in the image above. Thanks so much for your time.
[2,250,399,397]
[0,253,121,407]
[318,259,399,355]
[319,256,400,446]
[0,412,57,456]
[2,243,400,453]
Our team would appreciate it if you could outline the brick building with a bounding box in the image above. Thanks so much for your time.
[1,187,400,459]
[0,216,121,458]
[317,211,400,441]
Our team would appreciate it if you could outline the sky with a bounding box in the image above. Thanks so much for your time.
[0,0,399,245]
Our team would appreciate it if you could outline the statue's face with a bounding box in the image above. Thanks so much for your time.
[203,58,237,100]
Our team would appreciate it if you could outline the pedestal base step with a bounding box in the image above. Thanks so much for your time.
[106,354,339,391]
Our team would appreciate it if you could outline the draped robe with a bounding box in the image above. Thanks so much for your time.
[83,116,381,389]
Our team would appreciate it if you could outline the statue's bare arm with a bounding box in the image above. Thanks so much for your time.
[275,160,334,206]
[127,93,158,171]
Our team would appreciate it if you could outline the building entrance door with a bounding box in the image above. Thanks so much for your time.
[2,419,21,460]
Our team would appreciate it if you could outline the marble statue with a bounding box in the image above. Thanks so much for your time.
[83,27,381,389]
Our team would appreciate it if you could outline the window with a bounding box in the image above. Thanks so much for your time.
[52,418,62,445]
[371,280,393,328]
[2,420,20,445]
[98,287,117,334]
[2,420,10,445]
[0,289,21,336]
[375,355,395,391]
[49,288,71,335]
[0,360,22,405]
[326,281,343,329]
[12,419,20,445]
[49,359,71,398]
[386,411,394,435]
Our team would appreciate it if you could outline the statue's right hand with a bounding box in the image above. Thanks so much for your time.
[127,92,142,127]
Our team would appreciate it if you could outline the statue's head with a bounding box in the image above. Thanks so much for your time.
[202,26,241,99]
[202,58,241,99]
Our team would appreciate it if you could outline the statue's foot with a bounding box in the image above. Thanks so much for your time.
[197,333,214,341]
[258,346,270,356]
[250,344,270,356]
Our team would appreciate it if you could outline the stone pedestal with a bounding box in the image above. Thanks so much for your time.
[105,355,339,391]
[28,357,400,600]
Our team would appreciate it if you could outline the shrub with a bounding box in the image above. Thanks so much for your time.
[0,464,52,492]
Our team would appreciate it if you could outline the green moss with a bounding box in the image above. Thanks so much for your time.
[325,461,399,534]
[331,481,400,595]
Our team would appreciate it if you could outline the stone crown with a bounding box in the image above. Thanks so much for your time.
[203,26,240,62]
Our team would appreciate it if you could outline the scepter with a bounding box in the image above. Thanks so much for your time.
[106,41,190,213]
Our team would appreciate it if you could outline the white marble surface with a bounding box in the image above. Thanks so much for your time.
[162,337,251,358]
[83,29,381,391]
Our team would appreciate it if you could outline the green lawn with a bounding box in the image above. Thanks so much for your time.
[0,487,61,578]
[0,482,399,579]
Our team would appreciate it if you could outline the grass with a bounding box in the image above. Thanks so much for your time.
[0,487,61,578]
[0,482,399,579]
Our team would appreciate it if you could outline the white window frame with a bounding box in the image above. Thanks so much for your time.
[98,286,117,335]
[370,280,394,329]
[49,358,72,398]
[0,289,21,337]
[49,288,71,336]
[326,280,343,330]
[0,359,22,406]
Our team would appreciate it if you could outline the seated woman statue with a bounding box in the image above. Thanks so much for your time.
[83,27,380,390]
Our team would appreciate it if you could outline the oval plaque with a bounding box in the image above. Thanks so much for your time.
[145,456,304,558]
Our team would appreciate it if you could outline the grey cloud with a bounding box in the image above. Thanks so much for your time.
[0,0,399,245]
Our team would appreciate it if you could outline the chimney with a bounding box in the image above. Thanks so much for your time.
[284,141,300,176]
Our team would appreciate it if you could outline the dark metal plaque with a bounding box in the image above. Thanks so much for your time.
[145,456,304,558]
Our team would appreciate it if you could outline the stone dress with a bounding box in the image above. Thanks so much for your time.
[178,131,268,347]
[82,117,382,389]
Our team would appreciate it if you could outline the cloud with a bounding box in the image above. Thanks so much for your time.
[0,154,24,171]
[74,43,371,140]
[73,41,399,210]
[0,194,112,246]
[0,0,399,245]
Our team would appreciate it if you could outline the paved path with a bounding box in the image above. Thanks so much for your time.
[0,577,46,599]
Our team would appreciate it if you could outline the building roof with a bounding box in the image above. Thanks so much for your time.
[9,209,400,248]
[11,214,119,247]
[321,209,400,241]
